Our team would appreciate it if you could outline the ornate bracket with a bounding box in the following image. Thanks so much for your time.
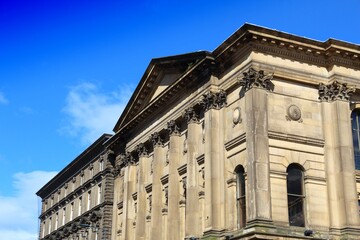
[150,132,163,147]
[201,90,227,111]
[318,80,355,102]
[167,120,181,136]
[238,68,274,92]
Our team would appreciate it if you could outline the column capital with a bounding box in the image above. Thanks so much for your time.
[167,120,181,136]
[183,107,200,124]
[238,67,274,92]
[136,143,148,158]
[150,132,164,147]
[319,80,355,102]
[119,151,135,167]
[201,90,227,111]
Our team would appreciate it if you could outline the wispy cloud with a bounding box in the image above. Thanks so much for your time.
[0,171,58,240]
[60,82,133,145]
[0,91,9,105]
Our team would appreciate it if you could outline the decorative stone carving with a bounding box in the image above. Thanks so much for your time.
[182,177,187,199]
[286,104,303,122]
[201,90,227,111]
[136,143,148,157]
[148,195,152,213]
[150,132,163,147]
[232,107,242,125]
[167,120,181,136]
[183,107,200,124]
[238,67,274,92]
[318,80,355,101]
[119,152,135,167]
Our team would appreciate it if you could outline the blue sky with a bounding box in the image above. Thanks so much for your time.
[0,0,359,239]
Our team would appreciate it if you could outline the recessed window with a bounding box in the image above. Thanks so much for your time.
[235,165,246,228]
[287,164,305,227]
[351,109,360,170]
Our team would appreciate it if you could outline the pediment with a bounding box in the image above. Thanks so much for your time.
[113,51,210,133]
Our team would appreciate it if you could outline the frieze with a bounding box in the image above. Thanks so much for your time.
[238,67,274,92]
[318,80,355,102]
[201,90,227,111]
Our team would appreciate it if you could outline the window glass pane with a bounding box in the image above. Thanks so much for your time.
[287,167,302,195]
[352,110,360,170]
[287,164,305,227]
[288,195,305,227]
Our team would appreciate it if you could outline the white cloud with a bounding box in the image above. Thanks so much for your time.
[0,171,58,240]
[0,91,9,105]
[61,82,132,145]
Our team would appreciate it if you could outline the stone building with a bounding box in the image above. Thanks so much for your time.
[37,134,114,240]
[38,23,360,239]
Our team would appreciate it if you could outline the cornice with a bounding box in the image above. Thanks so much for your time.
[116,55,216,137]
[39,169,113,219]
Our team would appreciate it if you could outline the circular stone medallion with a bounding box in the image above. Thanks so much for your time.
[287,105,301,121]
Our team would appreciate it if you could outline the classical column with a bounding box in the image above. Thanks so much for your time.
[119,153,136,240]
[150,132,165,240]
[167,120,182,240]
[201,89,227,236]
[183,107,202,238]
[319,81,360,235]
[135,144,149,240]
[239,68,273,225]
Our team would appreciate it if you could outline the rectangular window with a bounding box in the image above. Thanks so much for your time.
[97,184,102,204]
[100,159,104,171]
[48,217,52,234]
[70,202,74,221]
[81,175,84,185]
[62,208,66,226]
[42,221,45,238]
[55,212,58,230]
[78,197,82,216]
[87,191,91,211]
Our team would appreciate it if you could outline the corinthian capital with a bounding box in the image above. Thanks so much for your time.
[150,132,163,147]
[120,152,135,167]
[238,68,274,92]
[318,80,355,102]
[167,120,181,136]
[183,107,200,124]
[136,143,148,157]
[201,90,227,111]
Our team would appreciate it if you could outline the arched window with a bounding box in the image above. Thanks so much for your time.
[287,164,305,227]
[235,165,246,228]
[351,109,360,170]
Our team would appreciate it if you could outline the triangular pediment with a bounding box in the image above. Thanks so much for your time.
[113,51,210,133]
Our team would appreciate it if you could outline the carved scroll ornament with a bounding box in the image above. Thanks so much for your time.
[167,120,181,136]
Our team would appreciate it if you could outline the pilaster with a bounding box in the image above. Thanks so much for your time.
[184,107,202,238]
[150,132,165,240]
[167,120,182,240]
[241,68,273,226]
[201,89,227,236]
[135,144,149,240]
[319,81,360,238]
